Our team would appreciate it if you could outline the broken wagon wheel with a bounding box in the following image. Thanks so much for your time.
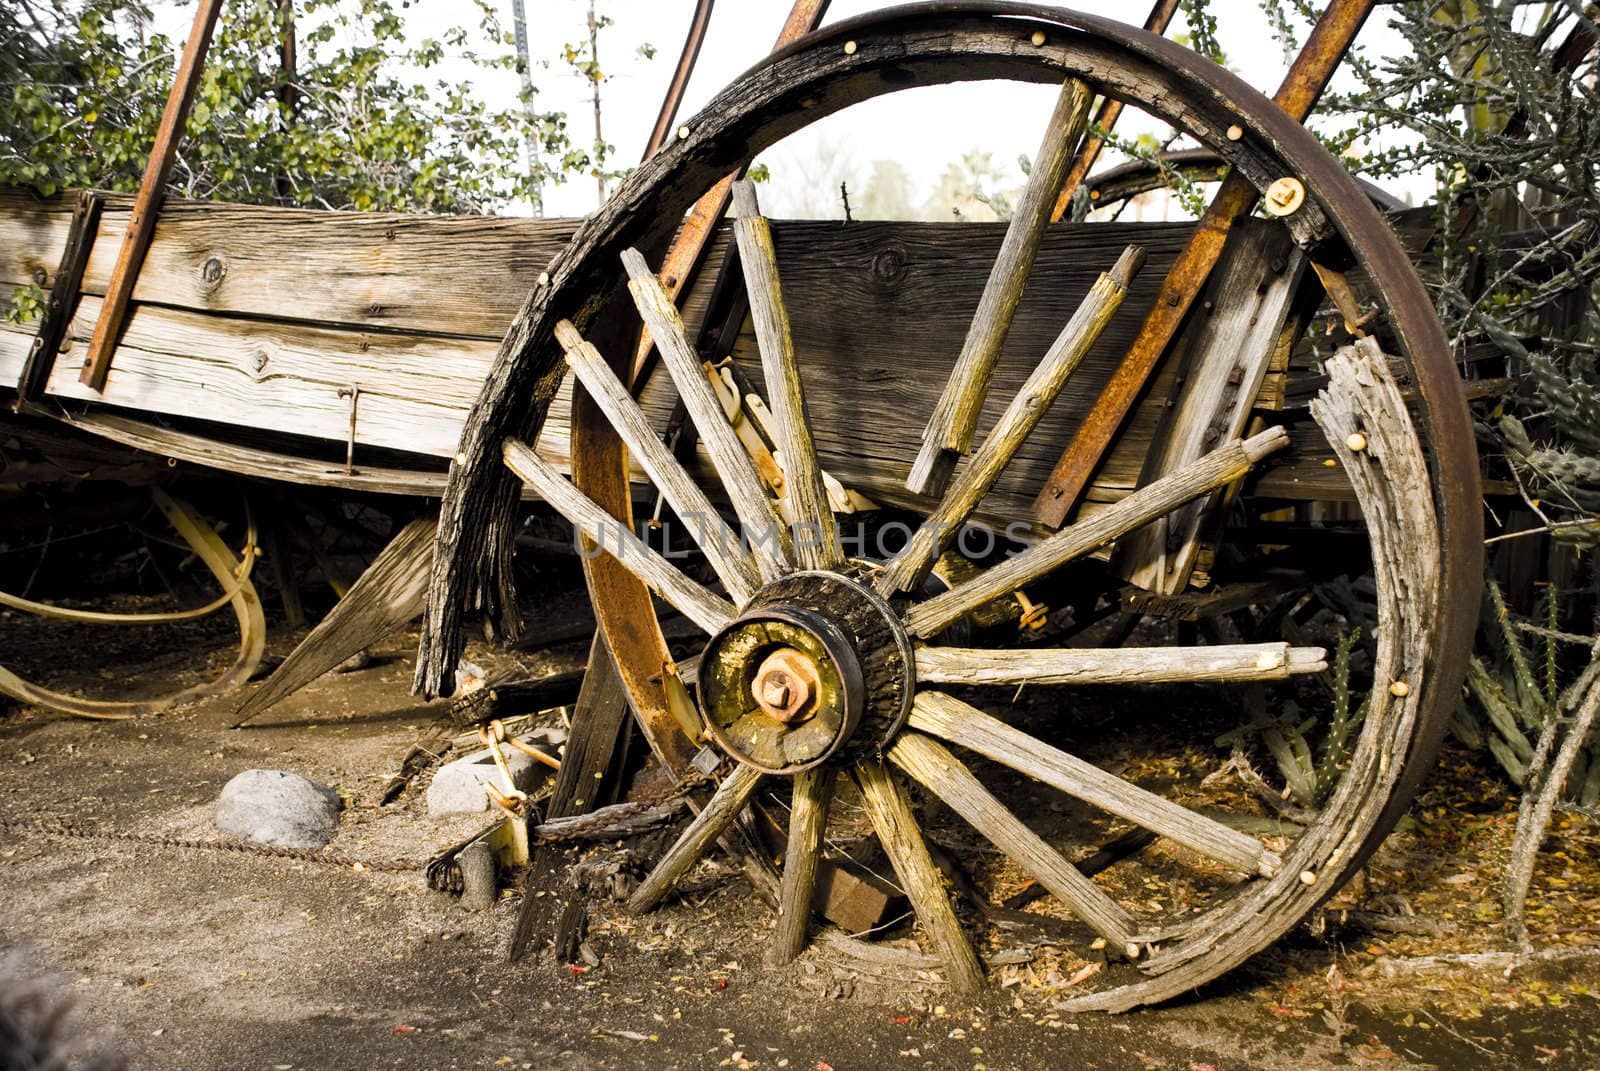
[433,3,1481,1012]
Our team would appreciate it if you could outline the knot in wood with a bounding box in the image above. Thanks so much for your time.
[200,256,226,286]
[870,243,909,291]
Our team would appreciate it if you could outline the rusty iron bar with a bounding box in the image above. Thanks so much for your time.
[15,191,103,410]
[1049,0,1181,223]
[626,0,832,388]
[643,0,716,160]
[1031,0,1379,528]
[80,0,224,391]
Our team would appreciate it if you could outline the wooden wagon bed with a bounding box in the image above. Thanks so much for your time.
[0,187,1342,528]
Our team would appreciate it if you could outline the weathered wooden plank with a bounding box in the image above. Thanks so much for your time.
[232,517,437,726]
[887,730,1138,949]
[854,757,986,994]
[914,642,1328,686]
[908,78,1094,496]
[0,190,72,288]
[37,292,498,459]
[908,692,1281,878]
[1116,225,1308,593]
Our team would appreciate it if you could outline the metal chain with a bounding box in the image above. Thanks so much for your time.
[0,770,713,875]
[0,814,424,872]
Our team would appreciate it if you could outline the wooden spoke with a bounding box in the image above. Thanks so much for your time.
[887,731,1139,950]
[502,439,736,634]
[908,692,1281,878]
[904,427,1289,638]
[732,180,841,572]
[556,320,763,604]
[879,245,1145,595]
[627,764,765,914]
[907,78,1095,498]
[914,642,1328,686]
[623,247,793,580]
[854,757,987,993]
[770,767,835,965]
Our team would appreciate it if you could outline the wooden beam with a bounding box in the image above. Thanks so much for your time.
[907,78,1094,497]
[854,758,986,993]
[770,768,835,964]
[887,731,1138,949]
[914,642,1328,686]
[80,0,224,390]
[628,764,764,913]
[905,427,1289,639]
[556,318,762,603]
[624,247,793,578]
[1116,224,1307,593]
[879,244,1143,595]
[732,179,840,570]
[502,439,736,634]
[1031,0,1380,526]
[908,692,1281,878]
[232,517,437,727]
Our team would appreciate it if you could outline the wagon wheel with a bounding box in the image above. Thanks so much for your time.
[432,2,1480,1012]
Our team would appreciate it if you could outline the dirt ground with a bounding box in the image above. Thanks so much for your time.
[4,608,1600,1071]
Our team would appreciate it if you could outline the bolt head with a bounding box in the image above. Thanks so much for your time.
[752,647,820,723]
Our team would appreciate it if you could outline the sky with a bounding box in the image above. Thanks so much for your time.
[430,0,1426,218]
[154,0,1427,217]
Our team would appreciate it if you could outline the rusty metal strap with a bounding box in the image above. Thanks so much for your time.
[14,191,103,409]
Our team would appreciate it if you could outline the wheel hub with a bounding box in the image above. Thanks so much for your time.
[697,570,914,774]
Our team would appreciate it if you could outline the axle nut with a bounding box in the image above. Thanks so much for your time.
[753,647,821,723]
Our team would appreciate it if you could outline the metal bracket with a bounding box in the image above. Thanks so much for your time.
[14,191,104,411]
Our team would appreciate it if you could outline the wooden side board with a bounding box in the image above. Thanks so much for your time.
[2,190,1346,517]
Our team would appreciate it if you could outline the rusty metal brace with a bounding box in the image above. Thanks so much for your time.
[337,386,360,474]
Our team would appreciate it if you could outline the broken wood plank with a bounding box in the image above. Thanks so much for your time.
[907,79,1094,497]
[232,516,437,726]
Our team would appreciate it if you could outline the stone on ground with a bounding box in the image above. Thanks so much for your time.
[215,769,342,849]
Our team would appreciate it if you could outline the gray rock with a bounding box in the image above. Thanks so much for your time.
[216,769,342,849]
[427,743,551,815]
